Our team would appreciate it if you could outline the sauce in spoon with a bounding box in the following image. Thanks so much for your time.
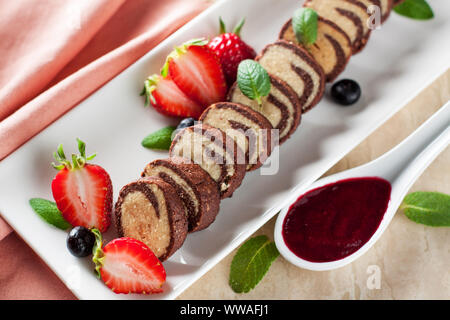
[282,177,391,262]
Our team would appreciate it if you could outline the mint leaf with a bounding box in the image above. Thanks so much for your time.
[401,191,450,227]
[393,0,434,20]
[292,7,318,46]
[229,235,279,293]
[237,60,271,106]
[141,126,176,150]
[29,198,71,230]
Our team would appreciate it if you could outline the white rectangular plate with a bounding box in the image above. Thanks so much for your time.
[0,0,449,300]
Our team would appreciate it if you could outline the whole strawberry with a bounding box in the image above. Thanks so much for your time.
[51,139,112,232]
[207,17,256,86]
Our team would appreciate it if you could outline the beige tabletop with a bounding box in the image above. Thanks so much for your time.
[178,69,450,300]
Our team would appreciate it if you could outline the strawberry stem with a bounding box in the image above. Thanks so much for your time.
[52,139,96,171]
[71,154,80,169]
[91,228,104,279]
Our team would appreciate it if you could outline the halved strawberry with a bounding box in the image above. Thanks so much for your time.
[162,38,227,107]
[92,233,166,294]
[141,74,203,119]
[51,139,112,232]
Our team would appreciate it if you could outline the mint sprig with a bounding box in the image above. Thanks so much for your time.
[393,0,434,20]
[401,191,450,226]
[237,60,271,106]
[29,198,72,230]
[141,126,176,150]
[292,7,318,46]
[229,235,279,293]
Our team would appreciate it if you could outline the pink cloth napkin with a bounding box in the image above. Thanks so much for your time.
[0,0,209,299]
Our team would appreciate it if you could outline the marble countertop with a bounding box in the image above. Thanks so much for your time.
[178,69,450,300]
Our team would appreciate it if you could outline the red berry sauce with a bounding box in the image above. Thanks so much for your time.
[282,177,391,262]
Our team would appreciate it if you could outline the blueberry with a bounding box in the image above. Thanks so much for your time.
[176,117,195,130]
[330,79,361,106]
[67,226,96,257]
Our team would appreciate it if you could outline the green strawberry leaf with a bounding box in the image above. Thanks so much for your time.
[229,235,279,293]
[237,59,271,106]
[400,191,450,227]
[29,198,72,230]
[219,16,227,34]
[232,18,246,37]
[292,7,318,46]
[141,126,176,150]
[393,0,434,20]
[141,74,161,107]
[91,228,104,279]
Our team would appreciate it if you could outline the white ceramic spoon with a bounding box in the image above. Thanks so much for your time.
[275,101,450,271]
